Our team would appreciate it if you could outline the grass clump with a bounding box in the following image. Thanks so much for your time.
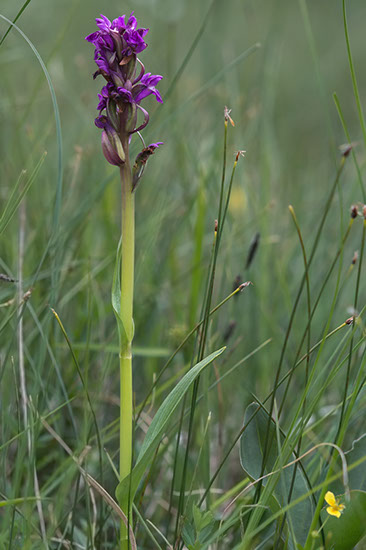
[1,1,366,549]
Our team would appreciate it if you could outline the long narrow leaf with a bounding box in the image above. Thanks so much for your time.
[0,153,46,235]
[116,347,225,506]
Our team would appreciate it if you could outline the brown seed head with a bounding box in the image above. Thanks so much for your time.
[239,281,252,291]
[224,106,235,126]
[341,143,353,157]
[235,150,246,162]
[23,288,33,303]
[350,205,358,219]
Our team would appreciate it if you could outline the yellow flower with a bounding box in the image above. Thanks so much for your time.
[324,491,345,518]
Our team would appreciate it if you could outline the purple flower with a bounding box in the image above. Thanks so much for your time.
[96,14,113,33]
[86,13,163,169]
[133,73,163,104]
[86,12,148,56]
[96,83,113,111]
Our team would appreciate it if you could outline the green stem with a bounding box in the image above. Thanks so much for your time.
[119,158,135,550]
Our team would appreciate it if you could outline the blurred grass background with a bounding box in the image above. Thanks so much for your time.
[1,0,366,547]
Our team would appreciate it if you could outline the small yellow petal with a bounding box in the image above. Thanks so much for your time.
[326,506,341,518]
[324,491,337,507]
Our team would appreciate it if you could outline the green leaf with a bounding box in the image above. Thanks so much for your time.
[0,153,46,235]
[0,497,40,507]
[240,403,314,548]
[323,490,366,550]
[198,522,216,545]
[182,521,196,549]
[116,347,225,506]
[193,504,213,532]
[181,510,216,550]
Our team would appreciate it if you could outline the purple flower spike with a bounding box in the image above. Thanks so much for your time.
[86,12,163,171]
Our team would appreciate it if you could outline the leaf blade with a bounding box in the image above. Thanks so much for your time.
[116,347,225,506]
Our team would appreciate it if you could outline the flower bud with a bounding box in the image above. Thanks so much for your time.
[101,125,125,166]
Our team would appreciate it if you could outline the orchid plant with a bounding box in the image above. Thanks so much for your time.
[86,13,163,549]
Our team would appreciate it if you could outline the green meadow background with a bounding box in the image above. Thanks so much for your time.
[1,0,366,547]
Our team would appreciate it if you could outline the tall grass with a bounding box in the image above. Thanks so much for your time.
[1,0,366,548]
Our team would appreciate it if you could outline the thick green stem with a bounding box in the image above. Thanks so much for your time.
[119,159,135,550]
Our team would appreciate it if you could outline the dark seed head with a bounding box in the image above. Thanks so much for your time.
[342,143,353,157]
[350,205,358,219]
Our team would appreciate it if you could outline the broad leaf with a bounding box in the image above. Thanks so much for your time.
[240,403,314,548]
[323,490,366,550]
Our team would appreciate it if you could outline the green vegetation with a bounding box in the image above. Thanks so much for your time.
[1,0,366,548]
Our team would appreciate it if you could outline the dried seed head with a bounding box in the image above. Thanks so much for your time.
[239,281,252,291]
[214,219,218,234]
[345,317,354,325]
[235,150,246,162]
[350,205,358,219]
[23,288,33,303]
[352,251,358,265]
[224,106,235,126]
[340,143,353,157]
